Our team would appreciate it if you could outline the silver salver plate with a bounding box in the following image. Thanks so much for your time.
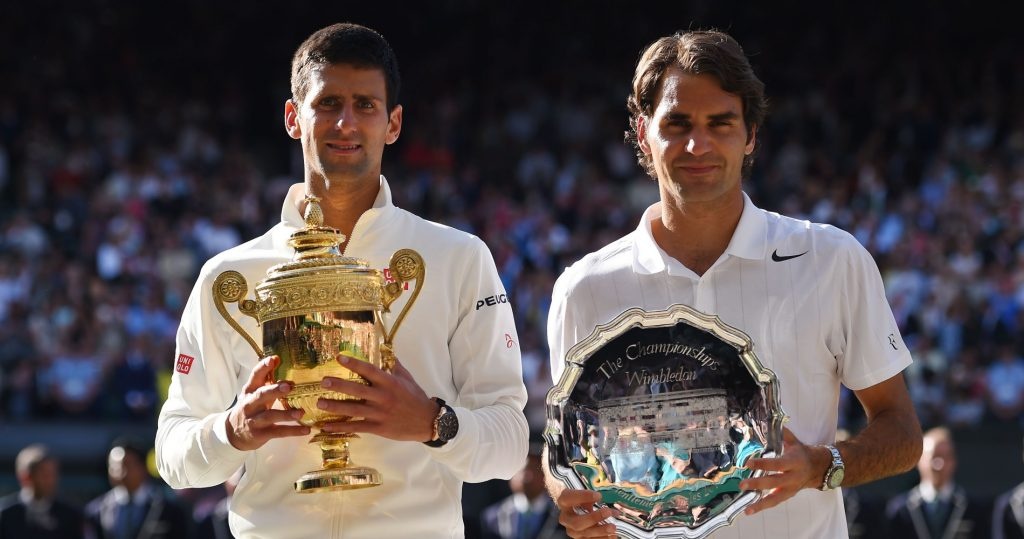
[545,304,787,538]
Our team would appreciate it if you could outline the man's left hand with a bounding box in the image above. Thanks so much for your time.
[316,354,439,443]
[738,427,830,515]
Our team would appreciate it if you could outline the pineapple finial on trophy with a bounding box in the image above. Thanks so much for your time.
[288,194,347,260]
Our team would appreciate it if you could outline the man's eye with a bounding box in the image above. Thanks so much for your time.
[358,101,375,109]
[319,98,338,107]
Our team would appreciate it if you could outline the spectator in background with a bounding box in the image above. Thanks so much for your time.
[481,443,567,539]
[108,336,158,421]
[986,344,1024,424]
[885,426,989,539]
[85,439,189,539]
[195,468,242,539]
[0,444,84,539]
[992,436,1024,539]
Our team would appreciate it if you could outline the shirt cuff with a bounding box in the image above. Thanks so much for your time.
[206,410,247,461]
[426,405,476,453]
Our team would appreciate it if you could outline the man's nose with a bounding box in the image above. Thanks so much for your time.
[685,128,712,156]
[335,105,357,132]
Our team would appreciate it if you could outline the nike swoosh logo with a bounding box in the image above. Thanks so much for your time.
[771,249,808,262]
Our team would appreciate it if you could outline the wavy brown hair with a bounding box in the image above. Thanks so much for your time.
[625,30,767,178]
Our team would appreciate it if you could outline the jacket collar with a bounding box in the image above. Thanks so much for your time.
[276,175,396,249]
[632,191,767,275]
[281,175,395,228]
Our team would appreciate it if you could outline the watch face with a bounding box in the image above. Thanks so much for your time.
[437,408,459,441]
[828,467,845,488]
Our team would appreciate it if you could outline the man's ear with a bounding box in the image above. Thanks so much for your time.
[385,104,403,145]
[284,99,301,140]
[745,124,757,155]
[636,115,652,156]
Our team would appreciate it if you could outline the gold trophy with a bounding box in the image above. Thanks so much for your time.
[212,194,424,493]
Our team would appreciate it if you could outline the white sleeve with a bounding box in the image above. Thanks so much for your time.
[429,237,529,482]
[155,261,248,489]
[547,269,574,385]
[834,240,913,390]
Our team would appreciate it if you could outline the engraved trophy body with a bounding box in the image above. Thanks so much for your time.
[213,195,424,493]
[545,305,787,538]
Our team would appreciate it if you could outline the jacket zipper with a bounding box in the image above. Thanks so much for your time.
[341,210,372,256]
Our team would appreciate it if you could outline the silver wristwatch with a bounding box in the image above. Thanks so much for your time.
[819,445,845,491]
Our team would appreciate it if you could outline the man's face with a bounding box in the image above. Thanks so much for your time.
[108,447,146,490]
[918,436,956,489]
[285,63,402,186]
[638,69,755,205]
[28,459,58,499]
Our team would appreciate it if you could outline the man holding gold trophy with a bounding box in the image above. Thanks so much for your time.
[544,30,923,538]
[155,23,529,538]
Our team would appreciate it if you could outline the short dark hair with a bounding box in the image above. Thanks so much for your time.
[110,437,148,464]
[290,23,401,111]
[625,30,767,178]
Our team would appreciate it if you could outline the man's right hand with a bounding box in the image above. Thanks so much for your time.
[225,355,310,451]
[555,489,617,538]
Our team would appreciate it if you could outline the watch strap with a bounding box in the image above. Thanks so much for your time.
[819,444,844,491]
[424,397,453,448]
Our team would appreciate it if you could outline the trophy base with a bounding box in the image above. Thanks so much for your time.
[294,466,383,493]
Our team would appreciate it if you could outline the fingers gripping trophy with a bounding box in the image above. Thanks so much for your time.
[212,194,424,493]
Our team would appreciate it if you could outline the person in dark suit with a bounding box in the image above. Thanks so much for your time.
[0,443,84,539]
[481,444,567,539]
[195,467,242,539]
[84,439,189,539]
[993,436,1024,539]
[885,427,988,539]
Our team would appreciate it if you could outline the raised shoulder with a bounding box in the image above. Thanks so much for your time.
[552,231,636,301]
[392,208,484,253]
[194,223,289,284]
[763,210,871,269]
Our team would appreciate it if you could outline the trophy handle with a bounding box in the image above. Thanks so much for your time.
[212,270,262,357]
[380,249,425,347]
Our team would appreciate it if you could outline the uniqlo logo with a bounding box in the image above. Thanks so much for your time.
[176,354,195,374]
[381,268,410,290]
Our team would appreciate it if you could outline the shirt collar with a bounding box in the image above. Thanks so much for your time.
[112,483,153,506]
[632,192,767,275]
[280,175,394,229]
[919,481,955,504]
[19,489,52,510]
[511,493,550,514]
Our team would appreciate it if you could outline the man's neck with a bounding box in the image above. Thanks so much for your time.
[303,174,381,238]
[920,480,955,502]
[19,488,48,504]
[652,191,744,276]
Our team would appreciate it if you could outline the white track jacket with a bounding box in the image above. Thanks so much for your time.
[157,177,529,538]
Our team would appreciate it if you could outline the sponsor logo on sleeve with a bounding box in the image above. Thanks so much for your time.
[505,333,516,349]
[381,268,410,290]
[476,293,509,310]
[888,333,899,351]
[176,354,195,374]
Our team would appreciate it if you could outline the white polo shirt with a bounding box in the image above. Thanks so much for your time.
[548,193,911,539]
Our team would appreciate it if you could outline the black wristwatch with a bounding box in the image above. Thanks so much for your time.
[424,397,459,448]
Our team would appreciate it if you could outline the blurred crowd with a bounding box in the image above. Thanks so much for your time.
[1,4,1022,434]
[0,2,1023,536]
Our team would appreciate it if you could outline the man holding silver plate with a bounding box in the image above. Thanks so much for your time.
[155,23,529,538]
[544,30,923,538]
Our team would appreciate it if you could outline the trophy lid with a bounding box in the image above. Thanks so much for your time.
[251,194,385,321]
[268,194,370,273]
